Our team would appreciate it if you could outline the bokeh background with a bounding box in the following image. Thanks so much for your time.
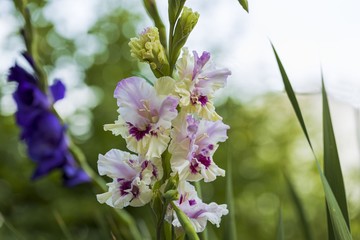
[0,0,359,239]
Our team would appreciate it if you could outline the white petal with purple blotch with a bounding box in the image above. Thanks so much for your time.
[115,77,155,128]
[96,148,162,209]
[169,114,229,182]
[174,48,231,121]
[98,149,138,179]
[168,181,228,232]
[108,77,178,158]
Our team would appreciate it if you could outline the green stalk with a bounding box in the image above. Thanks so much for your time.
[18,4,48,93]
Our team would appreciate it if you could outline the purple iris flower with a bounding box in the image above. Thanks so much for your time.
[7,53,90,187]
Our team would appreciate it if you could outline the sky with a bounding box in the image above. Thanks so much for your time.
[0,0,359,174]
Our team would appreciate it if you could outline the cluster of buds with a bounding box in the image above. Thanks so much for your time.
[97,6,231,234]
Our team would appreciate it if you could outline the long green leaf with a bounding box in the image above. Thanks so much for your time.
[284,174,313,240]
[237,0,249,12]
[276,208,284,240]
[322,77,350,239]
[271,43,352,240]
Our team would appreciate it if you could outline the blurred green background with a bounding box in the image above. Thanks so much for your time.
[0,1,359,239]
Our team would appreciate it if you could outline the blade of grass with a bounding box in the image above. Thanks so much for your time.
[322,77,350,239]
[276,208,284,240]
[225,138,237,240]
[0,212,3,229]
[237,0,249,12]
[271,43,352,240]
[284,174,313,240]
[53,210,73,240]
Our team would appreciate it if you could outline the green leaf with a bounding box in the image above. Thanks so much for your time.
[271,43,352,240]
[322,77,351,239]
[276,208,284,240]
[238,0,249,12]
[284,174,313,240]
[0,212,3,229]
[53,211,73,240]
[168,0,187,26]
[171,202,200,240]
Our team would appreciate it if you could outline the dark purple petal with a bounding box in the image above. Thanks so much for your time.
[50,79,66,102]
[189,199,197,206]
[195,154,211,168]
[119,180,132,196]
[62,161,91,187]
[198,95,208,106]
[8,55,88,187]
[128,123,151,141]
[7,63,37,85]
[22,52,35,68]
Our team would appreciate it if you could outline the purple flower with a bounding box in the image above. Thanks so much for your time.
[97,149,163,208]
[7,53,90,186]
[175,48,231,120]
[169,113,229,182]
[104,77,179,158]
[166,181,228,232]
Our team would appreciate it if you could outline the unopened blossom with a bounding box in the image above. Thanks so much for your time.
[166,181,228,232]
[129,27,170,77]
[97,149,162,208]
[174,48,231,121]
[104,77,178,158]
[169,113,229,182]
[7,53,90,186]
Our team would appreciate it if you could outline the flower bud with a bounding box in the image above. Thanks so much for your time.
[170,7,199,67]
[129,27,170,77]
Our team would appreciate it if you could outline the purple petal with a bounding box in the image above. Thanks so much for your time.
[22,52,36,68]
[8,63,37,85]
[156,96,179,129]
[192,51,210,80]
[62,164,91,187]
[50,79,66,102]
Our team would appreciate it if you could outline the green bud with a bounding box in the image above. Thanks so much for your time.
[164,173,179,193]
[174,7,199,39]
[129,27,170,77]
[170,7,199,68]
[164,190,179,201]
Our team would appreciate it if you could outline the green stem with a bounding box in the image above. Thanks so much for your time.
[168,21,175,76]
[14,1,48,93]
[156,150,173,239]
